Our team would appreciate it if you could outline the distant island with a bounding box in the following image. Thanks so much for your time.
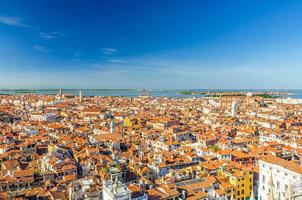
[179,91,286,98]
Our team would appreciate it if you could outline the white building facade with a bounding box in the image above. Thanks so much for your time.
[30,112,56,122]
[258,156,302,200]
[102,180,131,200]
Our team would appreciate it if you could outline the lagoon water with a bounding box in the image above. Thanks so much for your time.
[0,89,302,98]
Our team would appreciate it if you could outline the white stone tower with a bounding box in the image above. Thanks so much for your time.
[79,90,82,103]
[231,101,238,117]
[110,119,115,133]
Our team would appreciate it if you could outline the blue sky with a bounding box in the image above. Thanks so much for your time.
[1,0,302,89]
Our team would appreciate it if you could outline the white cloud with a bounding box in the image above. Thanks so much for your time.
[33,45,51,53]
[0,16,32,28]
[85,50,302,89]
[40,32,65,39]
[1,45,302,89]
[107,59,126,63]
[102,48,117,54]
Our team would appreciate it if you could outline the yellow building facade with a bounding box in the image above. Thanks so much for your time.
[222,168,253,200]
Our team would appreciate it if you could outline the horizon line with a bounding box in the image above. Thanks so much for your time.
[0,88,301,91]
